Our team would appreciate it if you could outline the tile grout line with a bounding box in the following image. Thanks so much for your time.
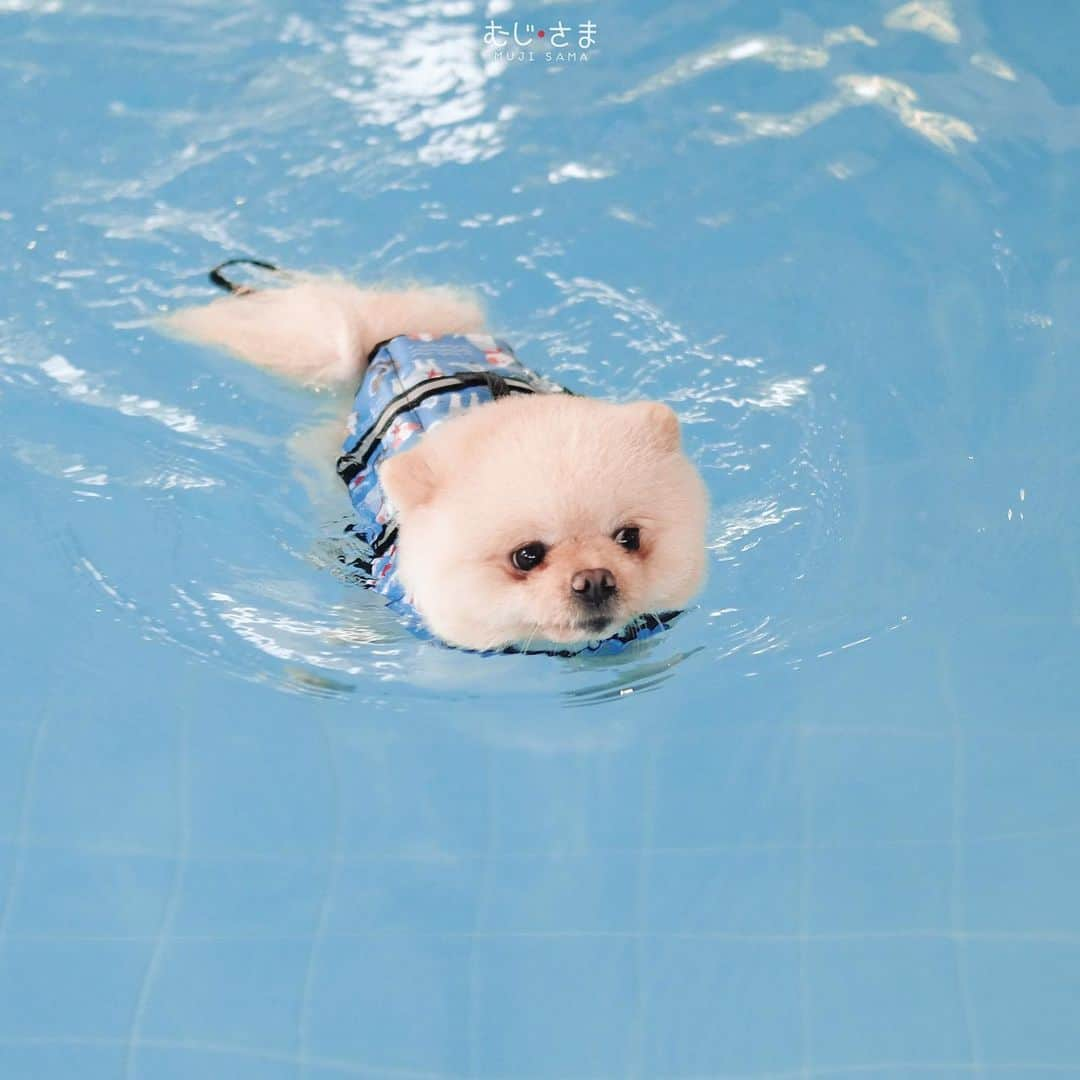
[940,639,986,1080]
[297,713,347,1080]
[628,745,658,1078]
[798,718,815,1080]
[465,746,499,1080]
[123,713,191,1080]
[0,702,51,951]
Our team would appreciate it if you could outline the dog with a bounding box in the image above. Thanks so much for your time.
[162,262,708,653]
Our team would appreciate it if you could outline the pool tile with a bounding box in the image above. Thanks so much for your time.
[186,714,334,859]
[26,712,181,855]
[647,847,801,935]
[170,855,329,939]
[651,729,803,847]
[136,939,311,1053]
[965,733,1080,838]
[804,730,953,846]
[466,938,636,1076]
[965,834,1080,935]
[3,847,174,938]
[0,1042,125,1080]
[642,939,802,1075]
[967,941,1080,1064]
[327,854,487,937]
[808,842,952,935]
[303,935,471,1072]
[806,938,972,1066]
[0,940,148,1040]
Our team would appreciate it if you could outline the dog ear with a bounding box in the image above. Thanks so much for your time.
[624,401,681,453]
[378,443,438,515]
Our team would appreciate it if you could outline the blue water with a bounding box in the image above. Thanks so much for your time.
[2,0,1079,1075]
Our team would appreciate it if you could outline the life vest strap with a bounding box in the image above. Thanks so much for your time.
[336,370,540,485]
[208,257,282,296]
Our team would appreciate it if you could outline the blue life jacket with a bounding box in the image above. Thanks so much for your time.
[336,333,681,655]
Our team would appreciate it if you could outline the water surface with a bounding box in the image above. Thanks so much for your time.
[2,0,1079,1076]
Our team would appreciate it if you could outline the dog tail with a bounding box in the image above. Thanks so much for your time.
[159,259,486,386]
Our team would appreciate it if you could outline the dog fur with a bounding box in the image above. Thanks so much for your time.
[163,275,708,651]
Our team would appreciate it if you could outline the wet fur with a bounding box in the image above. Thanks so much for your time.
[162,275,708,650]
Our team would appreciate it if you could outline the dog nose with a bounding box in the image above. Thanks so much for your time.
[570,568,617,607]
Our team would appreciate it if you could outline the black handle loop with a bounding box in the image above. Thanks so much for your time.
[208,257,281,295]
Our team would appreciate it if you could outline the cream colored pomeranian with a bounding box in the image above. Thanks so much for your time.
[164,265,708,653]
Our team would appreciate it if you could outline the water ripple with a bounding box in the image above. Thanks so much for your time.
[608,25,877,106]
[706,74,977,154]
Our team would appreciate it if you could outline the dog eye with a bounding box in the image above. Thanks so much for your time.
[511,542,547,572]
[613,526,640,551]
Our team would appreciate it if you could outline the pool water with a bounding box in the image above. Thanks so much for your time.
[2,0,1079,1075]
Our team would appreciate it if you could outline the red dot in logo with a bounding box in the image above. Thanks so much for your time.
[537,28,545,37]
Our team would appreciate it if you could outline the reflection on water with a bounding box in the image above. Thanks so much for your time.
[710,74,977,154]
[38,354,213,443]
[611,25,877,106]
[884,0,960,44]
[610,7,981,155]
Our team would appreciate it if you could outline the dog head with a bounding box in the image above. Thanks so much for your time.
[379,394,708,651]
